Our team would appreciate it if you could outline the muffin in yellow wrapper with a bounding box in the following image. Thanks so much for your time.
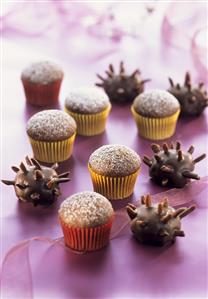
[88,144,141,200]
[29,133,76,163]
[132,89,181,140]
[65,87,111,136]
[65,104,111,136]
[26,110,77,163]
[131,106,180,140]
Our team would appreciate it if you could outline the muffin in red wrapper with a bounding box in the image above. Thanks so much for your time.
[58,191,114,252]
[21,61,64,107]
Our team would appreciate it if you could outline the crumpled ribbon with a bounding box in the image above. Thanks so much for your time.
[1,177,207,299]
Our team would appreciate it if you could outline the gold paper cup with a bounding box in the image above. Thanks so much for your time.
[28,133,76,163]
[88,164,140,200]
[131,106,180,140]
[65,104,111,136]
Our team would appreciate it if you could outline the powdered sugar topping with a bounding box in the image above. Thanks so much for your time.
[59,191,114,227]
[65,87,110,114]
[21,61,64,84]
[26,109,77,141]
[89,144,141,176]
[133,89,180,117]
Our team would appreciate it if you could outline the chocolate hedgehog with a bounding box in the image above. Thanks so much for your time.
[95,61,150,103]
[1,156,70,206]
[143,141,206,188]
[168,72,208,116]
[127,194,195,246]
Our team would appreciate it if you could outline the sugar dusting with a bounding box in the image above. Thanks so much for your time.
[89,144,141,176]
[26,109,77,141]
[21,61,64,84]
[133,89,180,117]
[65,87,110,114]
[59,191,114,227]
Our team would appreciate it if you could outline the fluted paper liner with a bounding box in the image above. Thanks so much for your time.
[28,133,76,163]
[65,104,111,136]
[59,216,114,252]
[131,106,180,140]
[88,165,140,200]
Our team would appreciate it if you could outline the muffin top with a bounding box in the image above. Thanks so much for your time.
[58,191,114,227]
[65,87,110,114]
[21,61,64,84]
[26,109,76,141]
[89,144,141,177]
[133,89,180,117]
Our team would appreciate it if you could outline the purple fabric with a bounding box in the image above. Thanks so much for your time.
[1,2,208,298]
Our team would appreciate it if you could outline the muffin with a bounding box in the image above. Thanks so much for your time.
[131,90,180,140]
[58,191,114,252]
[26,109,76,163]
[88,144,141,200]
[21,61,64,106]
[65,87,111,136]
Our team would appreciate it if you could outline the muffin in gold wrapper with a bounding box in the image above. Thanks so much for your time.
[132,89,180,140]
[26,110,77,163]
[65,87,111,136]
[88,144,141,200]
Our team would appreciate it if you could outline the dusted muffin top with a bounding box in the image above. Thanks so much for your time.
[21,61,64,84]
[59,191,114,227]
[65,87,110,114]
[26,110,76,141]
[133,89,180,118]
[89,144,141,177]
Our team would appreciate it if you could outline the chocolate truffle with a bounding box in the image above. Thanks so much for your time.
[1,157,70,206]
[95,61,150,103]
[143,141,206,188]
[168,72,208,116]
[127,195,195,246]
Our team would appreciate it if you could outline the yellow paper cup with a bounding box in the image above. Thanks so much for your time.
[88,164,140,200]
[131,106,180,140]
[28,133,76,163]
[65,104,111,136]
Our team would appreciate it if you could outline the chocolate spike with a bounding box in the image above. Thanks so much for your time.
[145,194,151,208]
[162,198,169,208]
[163,143,169,154]
[176,83,180,90]
[174,230,185,237]
[151,143,160,153]
[131,69,140,77]
[19,162,27,174]
[96,74,105,82]
[128,203,137,210]
[194,153,206,164]
[117,88,125,94]
[154,154,162,163]
[182,171,200,180]
[199,82,204,89]
[177,205,196,219]
[34,170,43,181]
[178,150,183,161]
[160,165,174,173]
[172,208,186,218]
[58,171,70,178]
[170,142,174,149]
[161,213,172,223]
[140,79,151,85]
[161,178,168,186]
[1,180,15,185]
[11,166,20,173]
[95,83,104,87]
[55,178,70,184]
[127,205,137,219]
[47,179,54,189]
[25,156,33,166]
[157,203,163,215]
[143,155,152,167]
[16,183,27,190]
[188,145,194,154]
[185,72,191,86]
[159,229,170,237]
[120,61,125,74]
[51,163,58,170]
[31,158,42,170]
[105,70,113,78]
[53,188,61,196]
[175,141,181,150]
[168,77,174,87]
[187,82,191,91]
[141,195,145,205]
[109,64,114,73]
